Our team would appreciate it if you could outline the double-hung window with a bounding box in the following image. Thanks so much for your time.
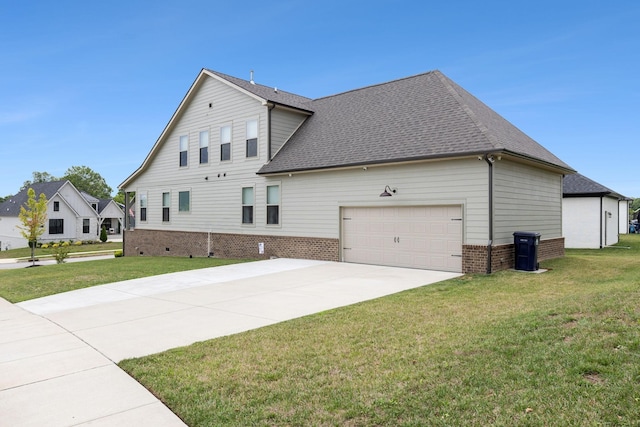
[83,219,90,234]
[139,193,147,222]
[199,131,209,164]
[220,125,231,161]
[242,187,254,224]
[162,192,170,222]
[49,219,64,234]
[179,135,188,167]
[53,201,60,212]
[266,185,280,225]
[179,191,190,212]
[246,120,258,158]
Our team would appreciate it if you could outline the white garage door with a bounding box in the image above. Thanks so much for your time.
[342,205,462,272]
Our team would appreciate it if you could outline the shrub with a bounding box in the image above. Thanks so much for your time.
[114,250,123,258]
[61,241,70,247]
[100,226,108,243]
[74,241,83,246]
[52,243,59,248]
[53,245,69,264]
[41,243,49,249]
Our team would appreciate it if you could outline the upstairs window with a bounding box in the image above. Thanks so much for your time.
[49,219,64,234]
[246,120,258,158]
[179,191,190,212]
[179,135,188,167]
[267,185,280,225]
[242,187,254,224]
[53,201,60,212]
[162,192,170,222]
[139,193,147,222]
[199,131,209,164]
[220,125,231,161]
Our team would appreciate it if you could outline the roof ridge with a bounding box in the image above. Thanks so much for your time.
[311,70,440,102]
[204,69,313,101]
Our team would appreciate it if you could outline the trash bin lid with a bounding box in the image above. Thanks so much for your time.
[513,231,541,237]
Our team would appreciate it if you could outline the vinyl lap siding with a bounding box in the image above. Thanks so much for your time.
[278,158,488,243]
[270,108,308,158]
[128,76,269,233]
[493,160,563,244]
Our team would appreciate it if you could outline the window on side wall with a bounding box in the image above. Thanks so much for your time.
[199,131,209,164]
[83,219,90,234]
[49,219,64,234]
[179,191,190,212]
[162,192,170,222]
[267,185,280,225]
[220,125,231,161]
[242,187,254,224]
[246,120,258,158]
[139,193,147,222]
[179,135,188,167]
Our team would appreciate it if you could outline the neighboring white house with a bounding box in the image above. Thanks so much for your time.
[562,173,629,248]
[0,180,124,249]
[120,69,575,273]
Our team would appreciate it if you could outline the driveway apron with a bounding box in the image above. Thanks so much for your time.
[2,258,461,425]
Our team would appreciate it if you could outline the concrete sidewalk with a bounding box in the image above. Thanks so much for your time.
[2,258,461,426]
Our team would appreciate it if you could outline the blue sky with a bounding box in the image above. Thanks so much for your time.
[1,0,638,198]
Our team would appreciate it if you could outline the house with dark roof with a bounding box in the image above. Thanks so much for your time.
[0,181,124,250]
[562,173,630,248]
[120,69,575,273]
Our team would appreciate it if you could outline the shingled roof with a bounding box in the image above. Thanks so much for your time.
[0,181,67,217]
[253,70,573,174]
[205,69,314,112]
[563,173,625,199]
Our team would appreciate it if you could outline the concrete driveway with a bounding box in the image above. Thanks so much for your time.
[1,258,461,426]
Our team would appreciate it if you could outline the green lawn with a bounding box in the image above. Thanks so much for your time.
[0,241,123,260]
[0,256,252,303]
[119,234,640,426]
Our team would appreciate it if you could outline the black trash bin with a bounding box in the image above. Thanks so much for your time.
[513,232,540,271]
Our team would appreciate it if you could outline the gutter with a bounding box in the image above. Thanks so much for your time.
[484,154,495,274]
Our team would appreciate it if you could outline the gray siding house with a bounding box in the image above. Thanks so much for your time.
[0,181,124,249]
[120,69,574,273]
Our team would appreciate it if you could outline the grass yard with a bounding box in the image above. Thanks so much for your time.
[0,256,252,303]
[0,241,123,260]
[119,234,640,426]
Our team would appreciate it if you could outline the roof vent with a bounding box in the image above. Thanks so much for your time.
[274,87,278,93]
[250,70,255,85]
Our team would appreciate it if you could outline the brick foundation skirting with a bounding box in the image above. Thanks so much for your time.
[124,229,340,262]
[125,229,564,275]
[462,237,565,274]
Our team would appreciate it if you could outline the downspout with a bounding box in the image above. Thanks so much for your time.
[484,154,495,274]
[600,196,603,248]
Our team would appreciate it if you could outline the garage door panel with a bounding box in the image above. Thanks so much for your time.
[342,205,462,272]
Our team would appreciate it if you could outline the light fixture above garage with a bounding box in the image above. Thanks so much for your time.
[379,185,396,197]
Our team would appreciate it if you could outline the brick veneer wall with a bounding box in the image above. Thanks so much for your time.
[124,229,339,262]
[125,229,564,275]
[462,237,565,274]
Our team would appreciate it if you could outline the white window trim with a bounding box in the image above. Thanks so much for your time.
[179,135,189,167]
[199,130,209,165]
[178,190,191,213]
[220,124,232,163]
[245,118,259,159]
[266,182,282,228]
[241,184,256,227]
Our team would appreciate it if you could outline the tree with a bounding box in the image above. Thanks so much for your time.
[113,189,125,205]
[100,225,108,242]
[21,171,58,190]
[62,166,112,199]
[17,188,48,266]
